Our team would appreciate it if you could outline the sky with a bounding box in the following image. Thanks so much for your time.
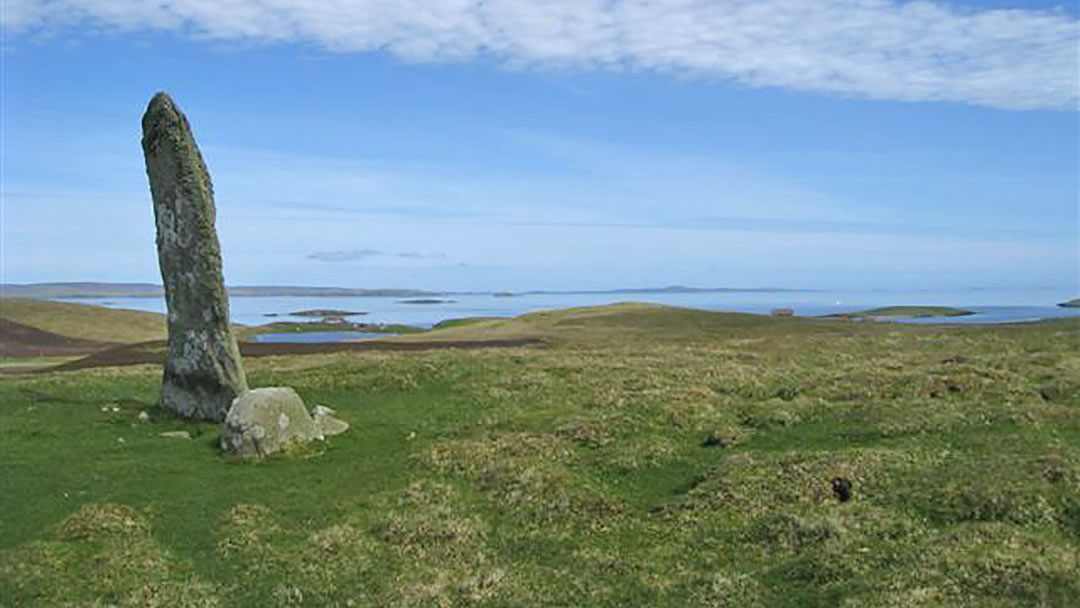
[2,0,1077,292]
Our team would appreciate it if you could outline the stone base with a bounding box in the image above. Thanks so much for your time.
[220,387,323,459]
[219,388,350,459]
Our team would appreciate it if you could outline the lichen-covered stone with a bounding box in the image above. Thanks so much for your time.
[142,92,247,421]
[311,405,350,437]
[220,388,323,459]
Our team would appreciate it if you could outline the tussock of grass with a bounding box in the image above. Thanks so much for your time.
[55,503,152,540]
[0,503,219,607]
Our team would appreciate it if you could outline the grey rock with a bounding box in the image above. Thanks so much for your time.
[220,388,323,459]
[142,92,247,422]
[311,405,350,437]
[160,431,192,440]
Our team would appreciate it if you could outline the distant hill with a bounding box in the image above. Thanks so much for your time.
[500,285,812,296]
[828,306,974,319]
[0,283,440,299]
[1059,298,1080,308]
[1,283,165,298]
[1,282,812,300]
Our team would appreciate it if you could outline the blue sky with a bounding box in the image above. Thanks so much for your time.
[2,0,1077,292]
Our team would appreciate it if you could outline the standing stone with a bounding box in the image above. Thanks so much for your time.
[142,92,247,421]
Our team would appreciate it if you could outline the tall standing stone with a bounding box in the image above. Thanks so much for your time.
[141,92,247,422]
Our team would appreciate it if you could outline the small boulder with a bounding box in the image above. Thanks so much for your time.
[831,476,853,503]
[311,405,349,437]
[220,387,323,459]
[160,431,191,440]
[701,432,731,448]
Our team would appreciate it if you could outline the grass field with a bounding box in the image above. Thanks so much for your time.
[1,303,1078,606]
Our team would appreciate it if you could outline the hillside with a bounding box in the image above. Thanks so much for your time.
[0,298,166,343]
[407,302,835,345]
[0,283,439,299]
[0,318,105,359]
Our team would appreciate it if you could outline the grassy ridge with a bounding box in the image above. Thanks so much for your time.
[0,305,1078,606]
[830,306,974,318]
[239,322,425,338]
[409,303,828,344]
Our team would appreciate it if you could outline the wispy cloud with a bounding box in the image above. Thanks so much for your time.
[396,251,446,260]
[306,249,384,262]
[4,1,1076,110]
[306,248,445,262]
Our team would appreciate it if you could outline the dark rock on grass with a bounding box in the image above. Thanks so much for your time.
[831,477,853,502]
[702,427,743,448]
[701,432,734,448]
[142,92,247,421]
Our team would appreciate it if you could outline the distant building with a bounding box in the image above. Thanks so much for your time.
[770,308,795,317]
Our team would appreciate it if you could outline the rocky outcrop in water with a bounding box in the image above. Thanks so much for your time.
[142,92,248,421]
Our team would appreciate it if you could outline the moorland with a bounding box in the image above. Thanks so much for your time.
[0,298,1077,607]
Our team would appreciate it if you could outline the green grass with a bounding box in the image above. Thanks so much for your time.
[830,306,975,318]
[0,298,166,343]
[1,304,1078,606]
[431,316,506,330]
[0,356,81,370]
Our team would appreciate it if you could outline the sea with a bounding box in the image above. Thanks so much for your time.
[57,286,1080,341]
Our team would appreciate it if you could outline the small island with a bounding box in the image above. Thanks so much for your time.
[398,298,456,305]
[829,306,975,319]
[1058,298,1080,308]
[289,309,367,317]
[241,320,425,338]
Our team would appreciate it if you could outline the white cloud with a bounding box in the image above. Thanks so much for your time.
[306,249,384,262]
[3,0,1076,110]
[305,248,446,262]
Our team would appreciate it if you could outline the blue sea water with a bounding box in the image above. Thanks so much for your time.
[61,286,1079,337]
